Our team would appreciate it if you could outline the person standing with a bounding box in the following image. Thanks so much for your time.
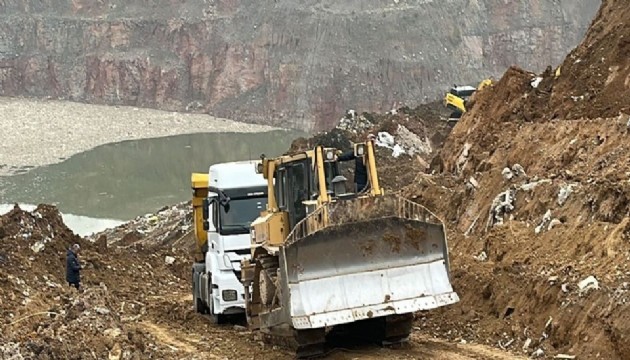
[66,243,82,290]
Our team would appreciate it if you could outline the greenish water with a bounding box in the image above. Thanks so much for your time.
[0,130,302,220]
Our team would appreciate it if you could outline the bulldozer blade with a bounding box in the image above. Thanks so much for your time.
[283,216,459,330]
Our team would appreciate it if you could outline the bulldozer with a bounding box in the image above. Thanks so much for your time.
[240,140,459,357]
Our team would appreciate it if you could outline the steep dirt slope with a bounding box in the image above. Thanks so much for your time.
[0,204,287,359]
[0,0,599,130]
[403,1,630,358]
[444,0,630,125]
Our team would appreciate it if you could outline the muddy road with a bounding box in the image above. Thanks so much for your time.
[148,292,525,360]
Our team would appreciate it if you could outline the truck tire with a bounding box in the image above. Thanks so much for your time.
[192,263,207,314]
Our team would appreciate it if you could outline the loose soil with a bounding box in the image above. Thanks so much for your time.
[3,0,630,359]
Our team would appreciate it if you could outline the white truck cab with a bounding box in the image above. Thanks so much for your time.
[192,160,268,323]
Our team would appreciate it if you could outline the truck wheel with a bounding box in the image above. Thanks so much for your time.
[195,297,208,314]
[192,263,206,313]
[193,279,209,314]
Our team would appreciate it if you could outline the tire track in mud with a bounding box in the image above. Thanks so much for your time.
[324,334,526,360]
[139,321,199,354]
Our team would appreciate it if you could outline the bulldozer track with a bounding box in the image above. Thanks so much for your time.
[262,328,327,359]
[257,254,280,307]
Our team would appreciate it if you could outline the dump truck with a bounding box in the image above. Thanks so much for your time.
[444,79,493,122]
[191,161,268,323]
[240,141,459,357]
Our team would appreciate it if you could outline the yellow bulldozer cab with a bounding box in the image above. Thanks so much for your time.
[251,141,382,248]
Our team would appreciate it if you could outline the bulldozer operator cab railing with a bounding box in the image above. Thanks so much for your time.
[256,141,379,237]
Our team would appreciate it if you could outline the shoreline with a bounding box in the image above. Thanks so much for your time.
[0,97,281,176]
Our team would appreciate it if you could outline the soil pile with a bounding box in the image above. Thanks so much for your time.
[289,101,451,190]
[0,204,284,360]
[400,1,630,358]
[89,201,194,250]
[449,0,630,125]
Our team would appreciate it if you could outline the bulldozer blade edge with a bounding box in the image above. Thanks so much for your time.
[283,216,459,329]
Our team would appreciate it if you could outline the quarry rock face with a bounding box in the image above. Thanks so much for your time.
[0,0,599,131]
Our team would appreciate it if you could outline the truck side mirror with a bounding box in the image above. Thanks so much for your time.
[212,202,219,229]
[202,198,210,231]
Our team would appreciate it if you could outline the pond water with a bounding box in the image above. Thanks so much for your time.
[0,130,303,227]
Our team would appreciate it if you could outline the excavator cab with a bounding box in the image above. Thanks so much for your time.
[242,140,458,358]
[444,79,493,123]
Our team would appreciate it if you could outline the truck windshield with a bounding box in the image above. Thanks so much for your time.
[220,196,268,235]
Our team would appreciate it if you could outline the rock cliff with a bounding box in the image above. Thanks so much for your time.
[0,0,599,131]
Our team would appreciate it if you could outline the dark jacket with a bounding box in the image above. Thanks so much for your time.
[66,249,81,284]
[338,150,368,189]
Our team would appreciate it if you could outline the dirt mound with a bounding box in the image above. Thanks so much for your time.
[0,205,199,359]
[451,0,630,126]
[399,1,630,358]
[90,202,193,250]
[288,101,451,190]
[0,203,82,253]
[4,285,150,360]
[0,204,86,312]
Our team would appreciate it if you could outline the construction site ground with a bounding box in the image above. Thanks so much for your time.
[0,204,525,360]
[3,0,630,359]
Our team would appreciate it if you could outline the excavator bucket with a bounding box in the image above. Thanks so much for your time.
[281,195,459,330]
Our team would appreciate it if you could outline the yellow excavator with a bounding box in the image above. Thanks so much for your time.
[240,140,459,357]
[444,78,492,122]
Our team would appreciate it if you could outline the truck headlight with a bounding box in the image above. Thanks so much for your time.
[325,149,335,160]
[222,289,238,301]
